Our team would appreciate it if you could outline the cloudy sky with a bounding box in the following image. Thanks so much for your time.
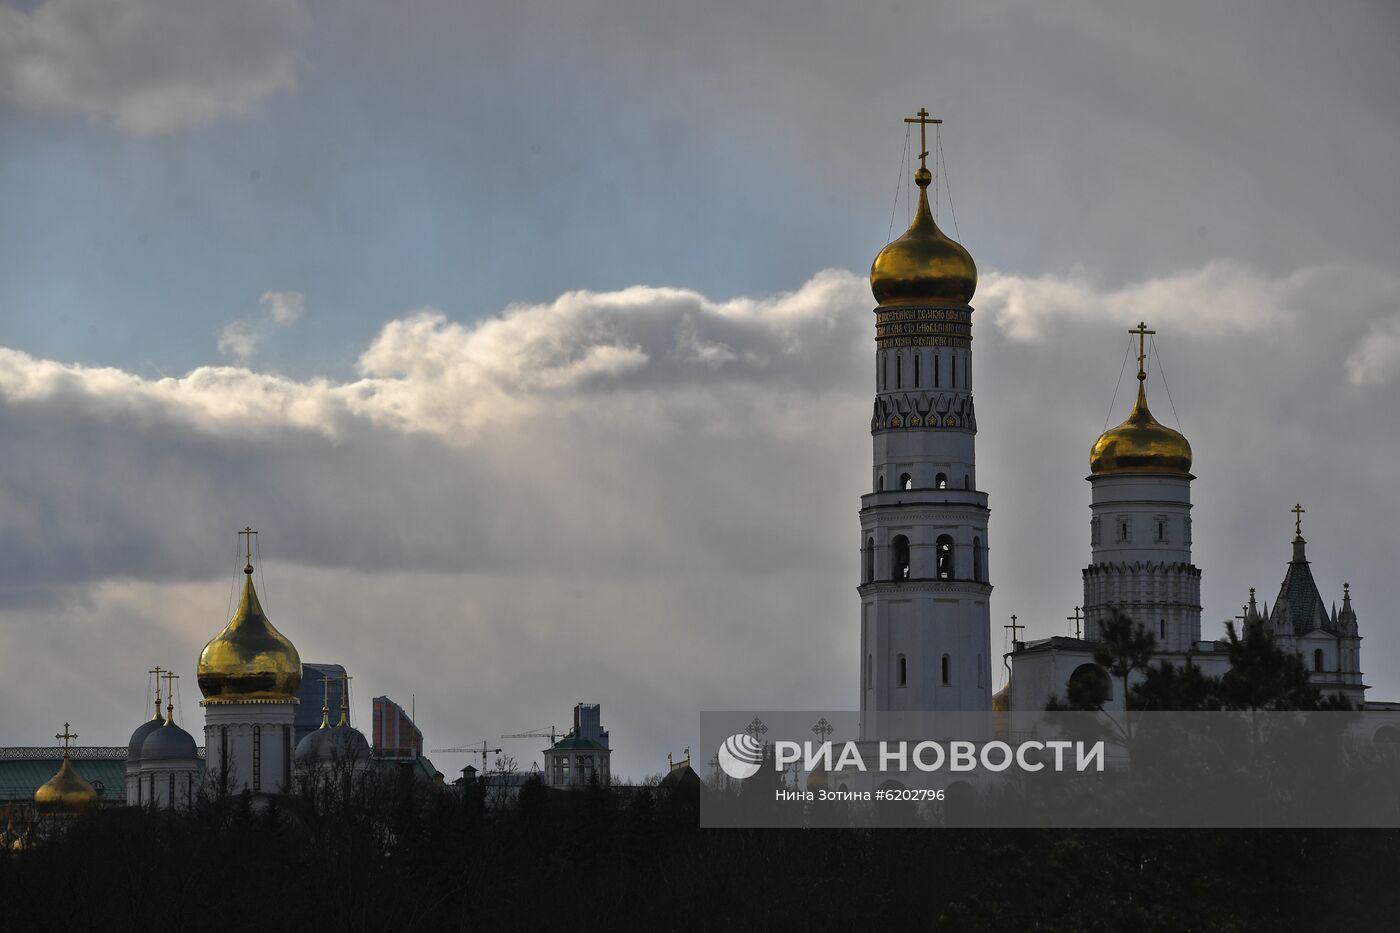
[1,0,1397,780]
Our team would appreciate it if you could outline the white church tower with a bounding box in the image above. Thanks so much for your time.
[1083,324,1202,649]
[197,529,302,796]
[859,111,992,724]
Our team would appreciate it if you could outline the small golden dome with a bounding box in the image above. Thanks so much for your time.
[870,166,977,307]
[806,767,829,793]
[198,566,302,702]
[1090,382,1192,476]
[991,680,1012,713]
[34,757,97,816]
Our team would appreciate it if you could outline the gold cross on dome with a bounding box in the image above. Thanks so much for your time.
[56,723,77,751]
[1130,322,1156,381]
[903,108,942,169]
[239,526,258,569]
[1292,503,1305,537]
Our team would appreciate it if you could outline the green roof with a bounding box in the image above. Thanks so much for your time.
[0,757,128,804]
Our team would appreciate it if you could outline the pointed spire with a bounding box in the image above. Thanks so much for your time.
[319,674,331,729]
[149,665,164,721]
[162,672,178,726]
[337,673,351,728]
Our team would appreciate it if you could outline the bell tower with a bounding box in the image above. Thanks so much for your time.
[859,111,992,728]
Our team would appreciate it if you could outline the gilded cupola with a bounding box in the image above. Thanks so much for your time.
[1090,324,1192,476]
[35,724,97,816]
[870,111,977,307]
[197,538,302,703]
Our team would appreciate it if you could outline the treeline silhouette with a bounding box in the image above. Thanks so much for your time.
[3,771,1400,930]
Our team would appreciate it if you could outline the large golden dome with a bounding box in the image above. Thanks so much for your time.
[870,166,977,307]
[1090,381,1192,476]
[34,756,97,816]
[198,565,302,702]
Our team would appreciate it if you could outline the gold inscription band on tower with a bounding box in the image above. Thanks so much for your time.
[875,307,973,347]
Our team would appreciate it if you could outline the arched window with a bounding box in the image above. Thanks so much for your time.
[951,353,957,387]
[963,475,970,490]
[877,475,884,491]
[892,536,911,580]
[1069,663,1112,701]
[941,654,951,685]
[864,537,875,583]
[900,473,913,490]
[897,654,907,687]
[1314,649,1324,673]
[913,354,920,387]
[1159,619,1166,639]
[972,536,982,582]
[896,354,902,388]
[934,352,941,387]
[936,535,954,579]
[935,472,948,490]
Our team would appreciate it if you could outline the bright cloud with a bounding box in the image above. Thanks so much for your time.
[218,290,306,363]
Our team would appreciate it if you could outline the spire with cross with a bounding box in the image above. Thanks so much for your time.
[1067,606,1084,639]
[239,526,258,574]
[162,672,178,724]
[1130,322,1156,382]
[55,723,77,754]
[1292,503,1305,539]
[1005,614,1025,646]
[903,107,942,173]
[338,673,352,727]
[148,664,164,720]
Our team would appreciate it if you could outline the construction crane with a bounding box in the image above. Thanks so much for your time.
[500,725,564,746]
[429,740,502,772]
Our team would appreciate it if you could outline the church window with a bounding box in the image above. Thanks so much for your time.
[877,475,884,491]
[882,355,887,390]
[936,535,954,579]
[892,536,911,580]
[1154,516,1168,543]
[900,473,913,490]
[1314,649,1324,673]
[253,725,262,793]
[973,536,982,582]
[897,655,907,687]
[914,353,920,387]
[1159,619,1166,639]
[963,475,970,490]
[936,473,947,490]
[864,537,875,583]
[951,354,957,388]
[1116,517,1131,544]
[896,354,902,388]
[934,353,940,387]
[941,654,951,685]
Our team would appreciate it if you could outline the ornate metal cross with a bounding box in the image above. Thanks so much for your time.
[903,107,942,168]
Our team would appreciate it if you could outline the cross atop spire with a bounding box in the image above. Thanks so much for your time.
[162,672,178,723]
[903,108,942,173]
[1292,503,1305,538]
[239,526,258,574]
[55,723,77,753]
[1006,614,1025,644]
[1130,322,1156,382]
[148,664,164,719]
[1066,607,1083,639]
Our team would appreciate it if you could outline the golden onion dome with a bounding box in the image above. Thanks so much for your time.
[1090,381,1193,476]
[197,564,302,702]
[806,767,829,793]
[991,680,1012,713]
[34,756,97,816]
[870,165,977,307]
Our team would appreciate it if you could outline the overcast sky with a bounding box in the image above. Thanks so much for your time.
[1,0,1397,780]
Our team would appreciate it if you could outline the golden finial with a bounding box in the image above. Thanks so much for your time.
[148,665,164,721]
[903,107,942,185]
[319,675,331,729]
[337,673,352,728]
[162,672,178,725]
[56,723,77,755]
[1130,322,1156,382]
[1292,503,1305,538]
[239,526,258,574]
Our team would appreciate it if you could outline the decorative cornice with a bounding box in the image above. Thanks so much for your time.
[858,579,993,597]
[200,697,300,707]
